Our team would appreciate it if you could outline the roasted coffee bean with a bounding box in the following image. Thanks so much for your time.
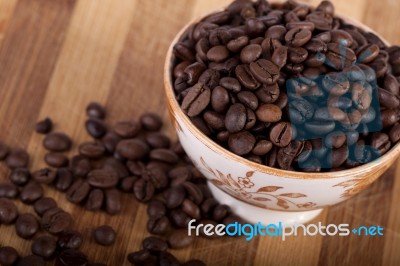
[31,235,57,259]
[249,59,280,85]
[93,225,116,246]
[305,121,336,135]
[0,198,18,224]
[9,168,31,186]
[322,72,350,96]
[143,236,168,252]
[277,141,302,170]
[203,111,225,130]
[313,107,346,122]
[113,121,141,138]
[181,83,211,117]
[20,181,43,204]
[66,180,90,203]
[225,103,247,133]
[147,216,171,235]
[15,213,39,239]
[207,45,230,63]
[271,45,288,68]
[5,148,29,169]
[36,118,53,134]
[237,91,258,110]
[240,44,262,63]
[357,44,380,64]
[116,139,149,160]
[0,246,19,266]
[134,178,155,202]
[44,153,68,168]
[34,197,57,217]
[220,77,242,93]
[32,168,57,184]
[42,208,72,234]
[381,109,399,128]
[86,102,106,119]
[235,64,260,90]
[252,140,273,155]
[56,249,88,266]
[325,43,356,70]
[371,133,391,155]
[325,131,347,149]
[212,204,230,221]
[43,132,72,152]
[104,188,121,215]
[127,249,157,266]
[389,124,400,143]
[78,141,105,159]
[85,189,104,211]
[164,186,186,209]
[227,36,249,52]
[256,83,280,103]
[101,157,129,179]
[256,104,282,122]
[101,132,121,153]
[87,169,118,188]
[182,199,201,219]
[285,27,312,47]
[145,132,170,149]
[270,122,292,147]
[228,131,256,155]
[0,183,18,199]
[85,118,107,139]
[288,47,308,63]
[329,145,349,168]
[54,168,73,192]
[17,255,44,266]
[184,62,206,85]
[168,229,194,249]
[58,231,83,250]
[169,208,191,228]
[378,88,399,109]
[149,149,179,164]
[183,182,204,205]
[70,155,91,177]
[147,199,167,219]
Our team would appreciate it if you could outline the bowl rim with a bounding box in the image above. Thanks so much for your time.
[163,4,400,180]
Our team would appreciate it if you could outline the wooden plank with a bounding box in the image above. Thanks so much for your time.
[0,0,18,46]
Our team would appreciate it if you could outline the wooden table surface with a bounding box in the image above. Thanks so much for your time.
[0,0,400,265]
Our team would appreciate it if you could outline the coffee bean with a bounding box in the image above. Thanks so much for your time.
[389,123,400,143]
[34,197,57,216]
[87,169,118,188]
[5,148,29,169]
[237,91,259,110]
[58,231,83,250]
[0,246,19,266]
[139,113,163,132]
[147,216,171,235]
[183,182,204,205]
[104,188,121,215]
[101,132,121,153]
[66,180,90,203]
[42,208,72,234]
[272,45,288,68]
[240,44,262,63]
[185,62,206,85]
[378,88,399,109]
[15,213,39,239]
[56,249,88,266]
[144,132,170,150]
[325,43,356,70]
[182,199,201,219]
[86,102,106,119]
[169,208,191,228]
[85,118,107,139]
[252,140,273,155]
[113,121,141,138]
[256,83,280,103]
[43,132,72,152]
[93,225,116,246]
[70,155,91,177]
[0,198,18,224]
[322,72,350,96]
[143,236,168,252]
[17,255,44,266]
[127,250,157,266]
[227,36,249,52]
[181,83,211,117]
[147,199,167,219]
[269,122,292,147]
[228,131,256,155]
[168,229,194,249]
[164,186,186,209]
[235,64,260,90]
[329,145,349,168]
[250,59,280,85]
[78,141,105,159]
[85,189,104,211]
[116,139,149,160]
[305,121,335,135]
[134,178,155,202]
[20,181,43,204]
[256,103,282,123]
[381,109,400,128]
[371,133,391,155]
[32,168,57,184]
[0,183,18,199]
[36,118,53,134]
[9,168,31,186]
[207,45,230,63]
[225,103,247,133]
[285,27,312,47]
[149,149,179,164]
[219,77,242,92]
[44,153,68,168]
[31,235,57,259]
[54,168,73,192]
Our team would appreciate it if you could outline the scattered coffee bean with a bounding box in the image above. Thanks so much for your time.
[85,118,107,139]
[42,208,72,234]
[36,118,53,134]
[20,181,43,204]
[142,236,168,252]
[0,246,19,266]
[32,168,57,184]
[86,102,106,119]
[44,152,69,168]
[140,113,163,131]
[9,168,31,186]
[168,229,194,249]
[0,198,18,224]
[58,231,84,250]
[15,213,39,239]
[6,148,29,169]
[93,225,116,246]
[0,183,19,199]
[31,235,57,259]
[34,197,57,216]
[43,132,72,152]
[56,249,88,266]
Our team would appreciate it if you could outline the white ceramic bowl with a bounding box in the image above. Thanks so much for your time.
[164,5,400,225]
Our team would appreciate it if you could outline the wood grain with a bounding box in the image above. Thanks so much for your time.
[0,0,400,265]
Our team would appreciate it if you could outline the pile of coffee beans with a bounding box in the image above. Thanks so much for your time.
[172,0,400,172]
[0,101,245,265]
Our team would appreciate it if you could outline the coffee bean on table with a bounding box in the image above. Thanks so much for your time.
[0,183,19,199]
[182,199,201,219]
[86,102,106,119]
[9,168,31,186]
[147,199,167,219]
[168,229,193,249]
[44,152,69,168]
[93,225,116,246]
[86,189,104,211]
[85,118,107,139]
[31,235,57,259]
[120,176,138,192]
[15,213,39,239]
[0,246,19,266]
[20,181,43,204]
[140,112,163,131]
[17,255,45,266]
[58,231,83,250]
[70,155,91,177]
[34,197,57,216]
[36,118,53,134]
[42,208,72,234]
[389,123,400,143]
[127,250,157,266]
[78,141,106,159]
[0,141,9,160]
[149,149,179,164]
[133,178,155,202]
[142,236,168,252]
[104,188,121,215]
[56,249,88,266]
[32,168,57,184]
[43,132,72,152]
[114,121,141,138]
[116,139,149,160]
[169,209,191,228]
[87,169,118,188]
[54,168,73,192]
[0,198,18,224]
[147,216,171,235]
[164,186,186,209]
[5,148,29,169]
[66,179,90,203]
[101,132,121,153]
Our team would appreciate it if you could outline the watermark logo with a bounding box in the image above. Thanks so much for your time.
[188,220,384,241]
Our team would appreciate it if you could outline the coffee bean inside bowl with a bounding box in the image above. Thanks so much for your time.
[172,0,400,172]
